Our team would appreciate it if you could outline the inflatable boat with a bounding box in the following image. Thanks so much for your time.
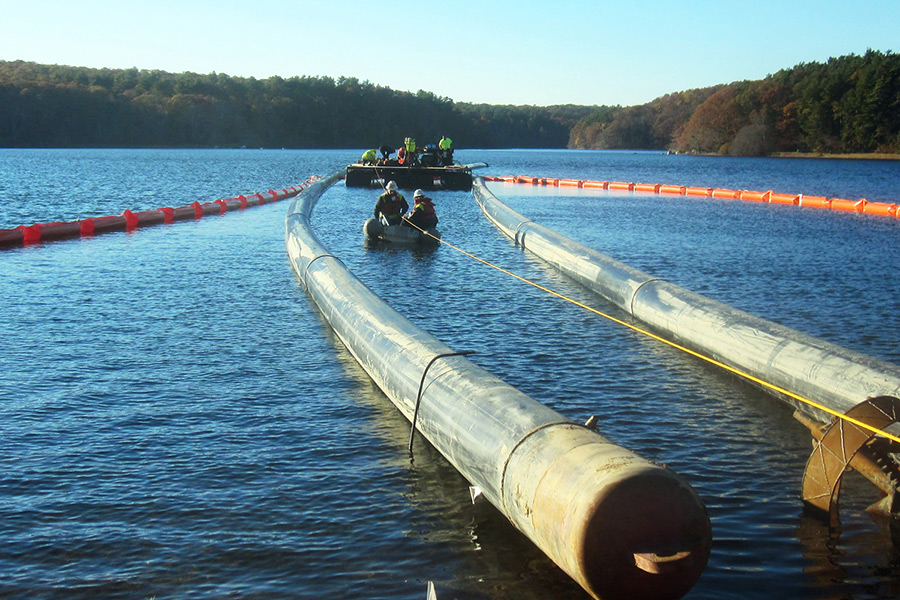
[363,217,440,246]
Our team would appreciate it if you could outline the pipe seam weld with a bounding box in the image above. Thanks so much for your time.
[513,219,534,246]
[629,277,661,317]
[498,419,596,517]
[303,252,342,284]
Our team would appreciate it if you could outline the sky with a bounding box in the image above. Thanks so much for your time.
[2,0,897,107]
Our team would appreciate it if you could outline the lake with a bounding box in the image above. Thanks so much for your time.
[2,148,900,599]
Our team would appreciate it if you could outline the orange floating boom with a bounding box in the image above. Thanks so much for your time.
[0,178,316,250]
[485,175,898,220]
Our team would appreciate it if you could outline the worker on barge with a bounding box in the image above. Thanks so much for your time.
[360,148,377,165]
[373,181,408,226]
[402,137,419,166]
[438,136,453,166]
[405,189,438,230]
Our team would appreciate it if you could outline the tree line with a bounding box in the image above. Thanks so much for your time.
[569,49,900,155]
[2,50,898,155]
[0,60,590,150]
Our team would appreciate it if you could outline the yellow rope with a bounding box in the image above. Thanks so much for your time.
[411,225,900,445]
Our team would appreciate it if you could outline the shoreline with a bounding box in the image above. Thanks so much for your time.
[768,151,900,161]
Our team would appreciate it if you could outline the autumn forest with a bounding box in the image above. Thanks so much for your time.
[1,50,897,156]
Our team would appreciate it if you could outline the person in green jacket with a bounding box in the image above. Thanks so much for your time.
[438,136,453,166]
[403,137,419,166]
[360,148,377,165]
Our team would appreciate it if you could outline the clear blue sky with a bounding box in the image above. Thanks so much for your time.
[3,0,897,106]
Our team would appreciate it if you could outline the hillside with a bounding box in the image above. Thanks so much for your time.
[2,51,898,156]
[0,61,592,149]
[569,50,900,156]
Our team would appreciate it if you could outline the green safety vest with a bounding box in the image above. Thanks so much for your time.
[439,137,452,150]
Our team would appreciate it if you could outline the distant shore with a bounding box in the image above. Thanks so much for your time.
[768,151,900,161]
[661,150,900,160]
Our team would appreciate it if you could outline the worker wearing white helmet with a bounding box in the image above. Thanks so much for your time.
[405,189,438,230]
[373,181,408,225]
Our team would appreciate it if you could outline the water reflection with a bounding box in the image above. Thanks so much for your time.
[362,237,442,261]
[796,511,900,599]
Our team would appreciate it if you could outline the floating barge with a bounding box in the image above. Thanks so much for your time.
[345,162,480,191]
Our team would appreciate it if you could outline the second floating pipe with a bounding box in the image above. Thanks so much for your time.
[473,177,900,423]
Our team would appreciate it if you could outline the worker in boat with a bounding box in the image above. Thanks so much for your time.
[373,181,408,226]
[405,189,438,230]
[404,137,419,166]
[360,148,377,165]
[378,145,393,163]
[438,136,453,166]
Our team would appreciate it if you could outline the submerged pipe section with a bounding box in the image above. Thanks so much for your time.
[472,178,900,421]
[286,171,711,600]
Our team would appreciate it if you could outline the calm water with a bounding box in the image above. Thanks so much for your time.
[2,148,900,599]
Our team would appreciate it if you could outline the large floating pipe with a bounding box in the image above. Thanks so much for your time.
[286,171,711,600]
[473,178,900,421]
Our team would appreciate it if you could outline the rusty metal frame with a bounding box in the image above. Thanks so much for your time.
[801,395,900,527]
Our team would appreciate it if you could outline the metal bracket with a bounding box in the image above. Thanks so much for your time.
[408,351,475,455]
[801,395,900,527]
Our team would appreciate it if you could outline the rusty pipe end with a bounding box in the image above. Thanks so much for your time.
[578,468,712,600]
[503,424,711,600]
